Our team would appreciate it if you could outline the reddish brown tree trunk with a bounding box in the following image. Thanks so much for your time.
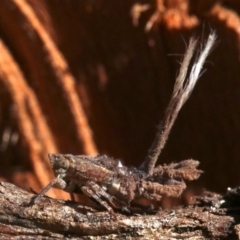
[0,0,240,204]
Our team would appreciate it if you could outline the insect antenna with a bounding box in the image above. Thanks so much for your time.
[140,32,217,174]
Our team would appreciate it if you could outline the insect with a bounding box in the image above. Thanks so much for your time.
[33,154,202,213]
[32,32,216,214]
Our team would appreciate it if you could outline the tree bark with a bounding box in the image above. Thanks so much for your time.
[0,181,238,239]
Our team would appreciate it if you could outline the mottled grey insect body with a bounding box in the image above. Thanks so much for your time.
[33,153,201,214]
[49,154,146,211]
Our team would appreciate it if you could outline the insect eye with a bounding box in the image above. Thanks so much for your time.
[48,154,69,170]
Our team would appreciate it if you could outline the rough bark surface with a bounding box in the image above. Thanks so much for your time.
[0,181,239,239]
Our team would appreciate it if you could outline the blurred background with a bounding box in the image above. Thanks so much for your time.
[0,0,240,202]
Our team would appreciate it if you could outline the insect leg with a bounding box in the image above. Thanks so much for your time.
[81,185,113,212]
[70,192,75,201]
[84,181,131,214]
[32,176,67,204]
